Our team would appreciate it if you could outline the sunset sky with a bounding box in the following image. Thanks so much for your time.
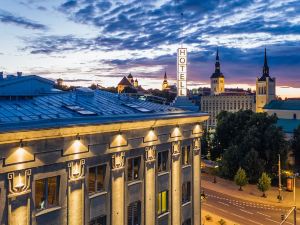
[0,0,299,98]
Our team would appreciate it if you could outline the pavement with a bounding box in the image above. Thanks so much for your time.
[201,173,300,225]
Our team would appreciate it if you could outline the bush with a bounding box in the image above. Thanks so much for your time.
[234,167,248,191]
[205,214,212,221]
[218,219,227,225]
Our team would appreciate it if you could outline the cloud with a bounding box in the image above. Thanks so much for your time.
[0,9,48,30]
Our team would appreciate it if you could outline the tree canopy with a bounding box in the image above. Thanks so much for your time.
[292,125,300,170]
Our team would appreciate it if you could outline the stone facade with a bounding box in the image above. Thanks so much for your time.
[0,114,207,225]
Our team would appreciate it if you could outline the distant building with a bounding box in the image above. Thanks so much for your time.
[264,99,300,138]
[0,86,208,225]
[117,73,140,93]
[201,50,255,128]
[210,49,225,95]
[256,48,276,112]
[162,72,170,91]
[0,72,58,97]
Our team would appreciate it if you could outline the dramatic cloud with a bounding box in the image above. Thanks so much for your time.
[0,9,48,30]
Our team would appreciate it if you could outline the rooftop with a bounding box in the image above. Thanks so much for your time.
[277,119,300,134]
[264,100,300,110]
[0,89,206,132]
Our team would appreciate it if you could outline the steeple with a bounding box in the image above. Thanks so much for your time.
[215,48,221,73]
[262,48,269,76]
[164,71,167,80]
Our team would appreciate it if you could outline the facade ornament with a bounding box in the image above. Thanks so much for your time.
[193,138,201,155]
[172,141,181,157]
[145,146,156,163]
[111,152,125,171]
[68,159,85,181]
[8,169,31,198]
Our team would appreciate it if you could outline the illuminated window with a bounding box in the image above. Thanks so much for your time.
[157,190,168,215]
[182,181,191,204]
[89,164,106,194]
[182,146,191,166]
[128,201,141,225]
[182,218,191,225]
[89,215,106,225]
[128,156,141,181]
[35,176,60,211]
[158,151,169,173]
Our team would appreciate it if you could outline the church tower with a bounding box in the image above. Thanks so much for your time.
[162,72,169,91]
[210,49,225,95]
[256,48,276,112]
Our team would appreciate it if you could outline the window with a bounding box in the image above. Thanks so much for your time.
[182,146,191,166]
[89,164,106,194]
[182,181,191,204]
[157,190,168,215]
[35,176,60,211]
[294,114,297,120]
[158,151,169,173]
[182,218,191,225]
[89,215,106,225]
[128,201,141,225]
[128,156,141,181]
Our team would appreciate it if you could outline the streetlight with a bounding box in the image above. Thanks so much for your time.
[278,154,283,202]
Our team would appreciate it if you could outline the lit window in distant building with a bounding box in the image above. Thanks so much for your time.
[182,181,191,204]
[89,215,106,225]
[89,164,106,194]
[128,156,141,181]
[128,201,141,225]
[158,151,169,173]
[182,218,191,225]
[182,146,191,166]
[158,190,168,215]
[35,176,60,211]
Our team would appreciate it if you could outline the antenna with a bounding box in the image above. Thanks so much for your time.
[181,12,184,48]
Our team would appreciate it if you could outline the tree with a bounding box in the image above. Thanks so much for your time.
[292,125,300,169]
[234,168,248,191]
[257,172,271,197]
[242,149,265,183]
[219,145,240,179]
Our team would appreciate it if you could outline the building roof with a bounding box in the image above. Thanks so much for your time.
[127,73,133,78]
[0,75,54,87]
[0,89,207,132]
[118,76,132,86]
[277,119,300,134]
[264,100,300,110]
[210,49,224,79]
[258,48,274,82]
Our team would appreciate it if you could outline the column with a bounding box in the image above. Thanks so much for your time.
[111,152,125,225]
[68,159,85,225]
[193,138,201,225]
[171,141,181,225]
[7,169,31,225]
[145,146,156,225]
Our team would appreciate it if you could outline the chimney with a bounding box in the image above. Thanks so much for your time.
[0,72,3,80]
[17,72,22,77]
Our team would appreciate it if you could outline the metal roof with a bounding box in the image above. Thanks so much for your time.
[0,89,206,132]
[264,100,300,110]
[277,119,300,134]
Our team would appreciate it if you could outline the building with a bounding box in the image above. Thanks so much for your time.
[256,48,276,112]
[210,49,225,95]
[117,73,139,93]
[0,72,57,97]
[162,72,169,91]
[264,99,300,139]
[0,86,208,225]
[201,50,255,128]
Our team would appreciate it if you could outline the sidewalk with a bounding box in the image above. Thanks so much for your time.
[201,173,300,208]
[202,210,239,225]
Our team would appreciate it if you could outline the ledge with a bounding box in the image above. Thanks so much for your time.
[89,191,108,199]
[157,211,169,219]
[158,171,169,177]
[128,180,142,186]
[182,164,191,169]
[182,201,191,207]
[35,206,61,217]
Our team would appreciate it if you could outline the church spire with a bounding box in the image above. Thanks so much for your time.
[164,71,167,80]
[262,48,269,76]
[215,48,221,74]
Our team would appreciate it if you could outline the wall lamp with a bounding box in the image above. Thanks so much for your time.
[19,139,24,148]
[76,134,80,141]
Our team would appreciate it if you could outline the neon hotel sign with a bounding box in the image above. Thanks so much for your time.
[177,48,187,97]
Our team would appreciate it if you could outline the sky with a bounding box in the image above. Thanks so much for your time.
[0,0,300,98]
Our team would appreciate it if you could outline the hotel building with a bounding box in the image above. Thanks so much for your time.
[0,75,208,225]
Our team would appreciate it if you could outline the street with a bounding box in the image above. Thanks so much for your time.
[202,188,298,225]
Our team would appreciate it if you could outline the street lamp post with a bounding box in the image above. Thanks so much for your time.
[278,154,282,202]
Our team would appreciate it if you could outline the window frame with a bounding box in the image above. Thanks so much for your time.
[127,200,141,225]
[157,150,169,173]
[182,181,191,204]
[89,214,107,225]
[181,145,191,166]
[157,190,169,216]
[88,163,107,195]
[127,156,141,182]
[35,175,60,211]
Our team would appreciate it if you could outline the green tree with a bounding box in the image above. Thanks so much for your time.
[257,172,271,197]
[292,125,300,169]
[242,149,265,183]
[234,168,248,191]
[201,128,210,157]
[219,145,240,179]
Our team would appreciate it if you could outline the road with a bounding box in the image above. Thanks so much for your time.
[202,188,298,225]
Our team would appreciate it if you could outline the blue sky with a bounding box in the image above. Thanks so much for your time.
[0,0,300,97]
